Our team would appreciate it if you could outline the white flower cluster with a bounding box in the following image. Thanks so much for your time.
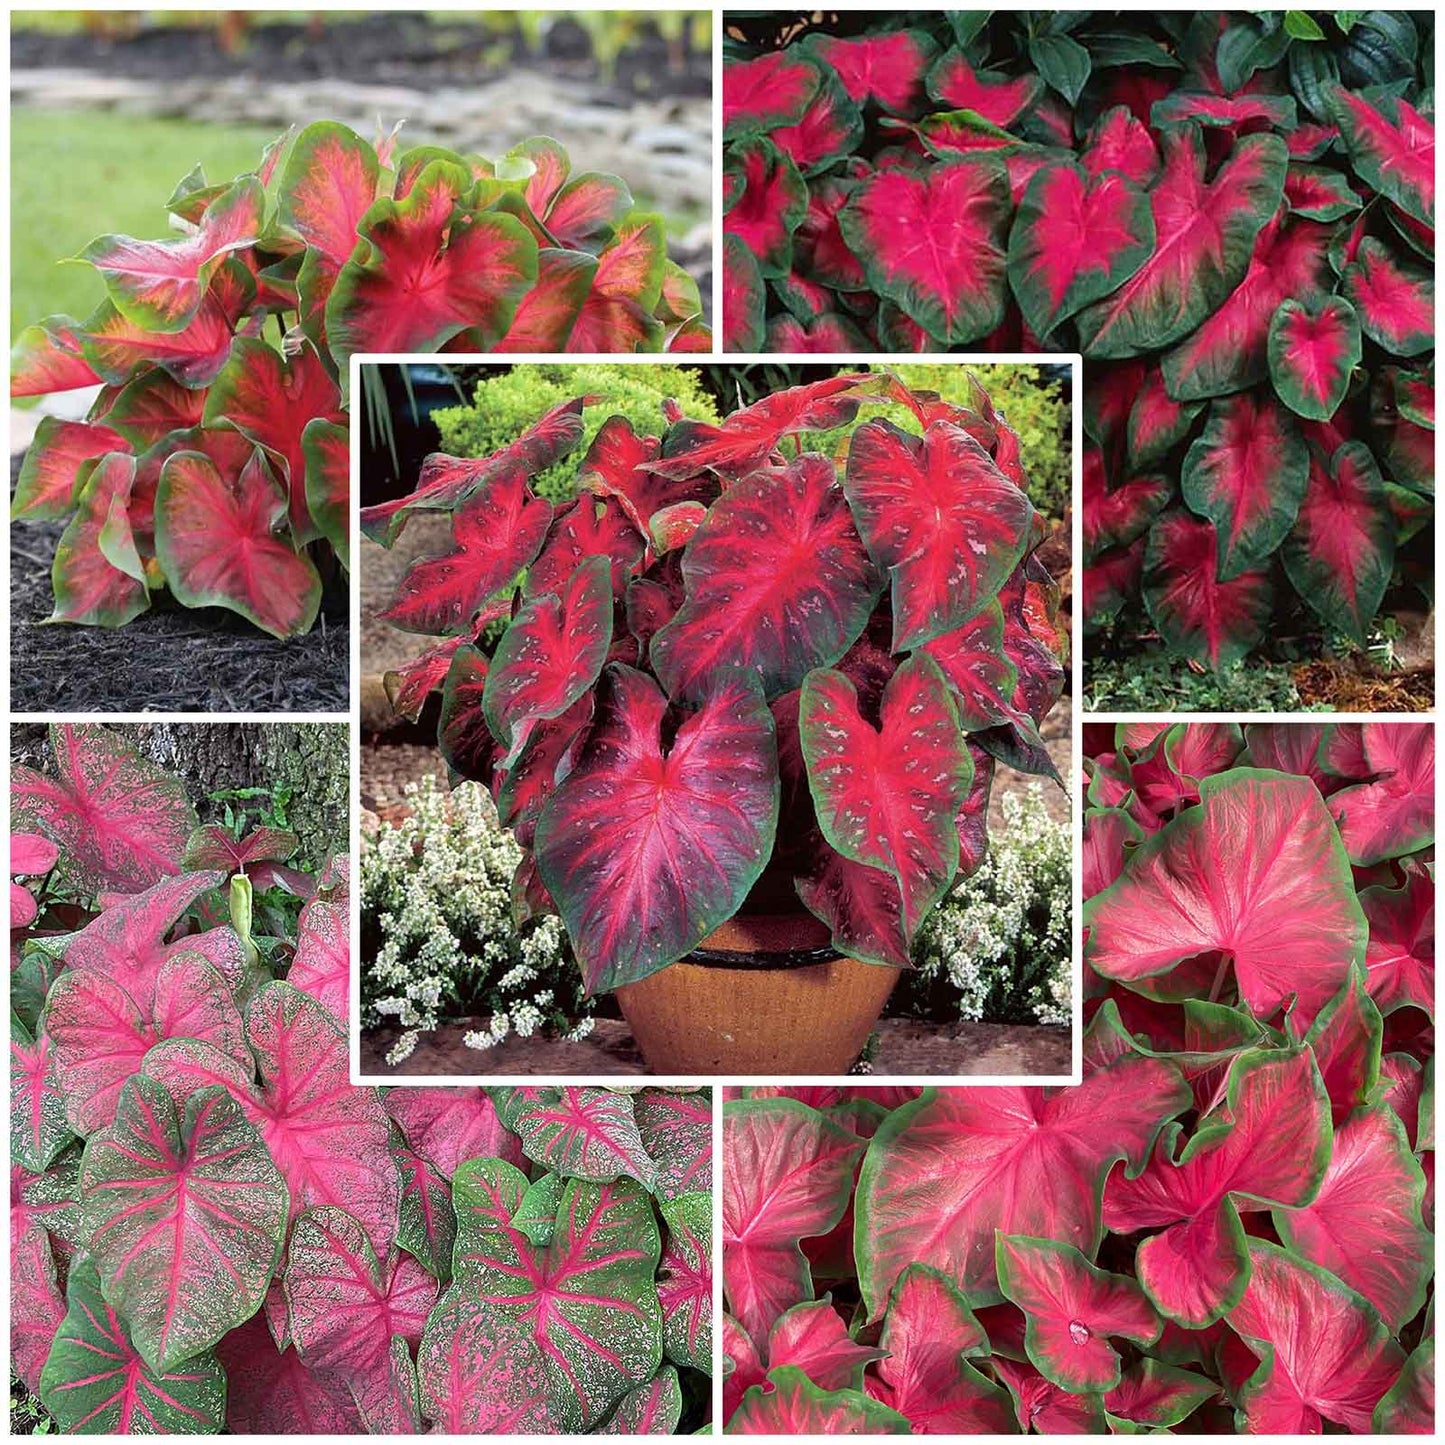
[911,782,1072,1026]
[360,777,591,1060]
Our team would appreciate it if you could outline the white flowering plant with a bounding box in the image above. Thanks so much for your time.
[360,777,593,1065]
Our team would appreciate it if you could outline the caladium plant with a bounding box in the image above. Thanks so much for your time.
[723,720,1433,1434]
[367,371,1065,995]
[723,11,1434,669]
[10,724,712,1435]
[12,121,708,641]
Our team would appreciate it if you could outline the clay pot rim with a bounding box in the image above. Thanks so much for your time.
[683,944,840,973]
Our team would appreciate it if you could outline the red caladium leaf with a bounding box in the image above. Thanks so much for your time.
[1329,87,1434,226]
[650,453,881,705]
[438,644,496,784]
[855,1053,1190,1315]
[722,1098,866,1346]
[1285,162,1363,220]
[494,1085,656,1189]
[1102,1046,1332,1327]
[992,1353,1109,1433]
[12,723,197,893]
[1275,1103,1431,1330]
[11,314,102,397]
[301,417,350,568]
[416,1287,558,1433]
[385,1086,521,1179]
[1152,90,1297,130]
[723,138,809,278]
[1087,769,1366,1023]
[1328,723,1434,867]
[182,823,298,873]
[844,417,1034,649]
[10,1019,70,1172]
[1180,392,1309,579]
[927,49,1042,126]
[635,1089,712,1200]
[918,601,1021,731]
[378,464,551,635]
[81,1075,288,1372]
[144,982,399,1258]
[1268,295,1361,421]
[83,177,263,331]
[154,448,322,639]
[566,214,668,353]
[79,293,237,389]
[809,30,938,114]
[383,634,468,722]
[838,157,1012,344]
[868,1264,1017,1432]
[495,246,597,351]
[765,1296,884,1390]
[800,654,969,938]
[1075,128,1287,357]
[12,416,130,521]
[39,1260,226,1433]
[1082,105,1161,185]
[1081,456,1170,556]
[997,1233,1161,1392]
[1372,1337,1434,1434]
[1228,1240,1405,1432]
[327,160,537,365]
[289,894,350,1024]
[771,72,864,177]
[731,1366,911,1434]
[454,1175,662,1429]
[47,451,152,629]
[492,691,592,845]
[722,234,766,352]
[1007,161,1155,338]
[534,666,778,994]
[1281,443,1396,646]
[216,1316,364,1433]
[1342,237,1433,357]
[657,1192,711,1375]
[1142,510,1273,668]
[1360,863,1434,1017]
[1106,1358,1219,1430]
[724,51,823,140]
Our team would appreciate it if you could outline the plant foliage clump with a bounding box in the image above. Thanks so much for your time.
[10,723,712,1435]
[12,120,709,638]
[722,720,1433,1434]
[722,10,1434,668]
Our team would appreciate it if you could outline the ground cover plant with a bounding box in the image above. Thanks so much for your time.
[365,371,1067,1001]
[722,719,1433,1434]
[11,119,709,639]
[10,724,712,1435]
[722,9,1434,674]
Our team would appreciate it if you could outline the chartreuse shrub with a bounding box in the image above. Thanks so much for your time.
[722,722,1433,1435]
[723,10,1434,669]
[432,362,720,504]
[10,723,712,1434]
[11,120,709,638]
[366,372,1067,998]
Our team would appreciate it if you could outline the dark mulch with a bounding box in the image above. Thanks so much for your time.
[11,511,349,714]
[10,13,711,99]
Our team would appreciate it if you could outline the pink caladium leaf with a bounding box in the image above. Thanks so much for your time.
[723,51,822,140]
[391,1130,456,1283]
[144,982,399,1258]
[868,1264,1017,1432]
[1142,510,1273,669]
[992,1355,1109,1435]
[326,159,537,365]
[650,453,882,705]
[838,157,1012,344]
[1228,1240,1405,1432]
[1075,128,1287,357]
[767,1296,885,1392]
[657,1191,712,1374]
[722,1098,865,1346]
[454,1175,663,1430]
[1372,1336,1434,1434]
[215,1315,364,1433]
[1006,161,1154,339]
[39,1259,227,1433]
[1268,295,1362,421]
[1304,967,1384,1123]
[378,464,551,635]
[844,417,1034,649]
[416,1286,558,1433]
[809,30,938,114]
[997,1233,1161,1392]
[12,723,197,893]
[10,1019,71,1172]
[1274,1103,1431,1331]
[80,1074,288,1372]
[289,895,350,1024]
[493,1085,656,1188]
[1086,769,1366,1023]
[11,314,102,397]
[855,1054,1190,1316]
[154,448,322,639]
[927,48,1042,126]
[1329,86,1434,226]
[1282,444,1396,647]
[723,139,809,278]
[1327,722,1434,867]
[83,177,263,331]
[438,645,496,784]
[10,1183,68,1394]
[1082,807,1144,900]
[1105,1358,1220,1430]
[730,1366,911,1434]
[635,1088,712,1200]
[11,416,130,521]
[597,1367,682,1434]
[385,1086,521,1179]
[1361,863,1434,1017]
[1342,237,1433,357]
[800,654,969,939]
[534,666,778,994]
[1180,393,1309,580]
[483,555,612,755]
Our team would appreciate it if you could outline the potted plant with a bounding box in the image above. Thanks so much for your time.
[366,371,1066,1073]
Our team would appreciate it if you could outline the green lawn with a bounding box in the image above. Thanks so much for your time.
[11,108,281,338]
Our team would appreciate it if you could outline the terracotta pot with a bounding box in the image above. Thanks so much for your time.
[614,912,898,1075]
